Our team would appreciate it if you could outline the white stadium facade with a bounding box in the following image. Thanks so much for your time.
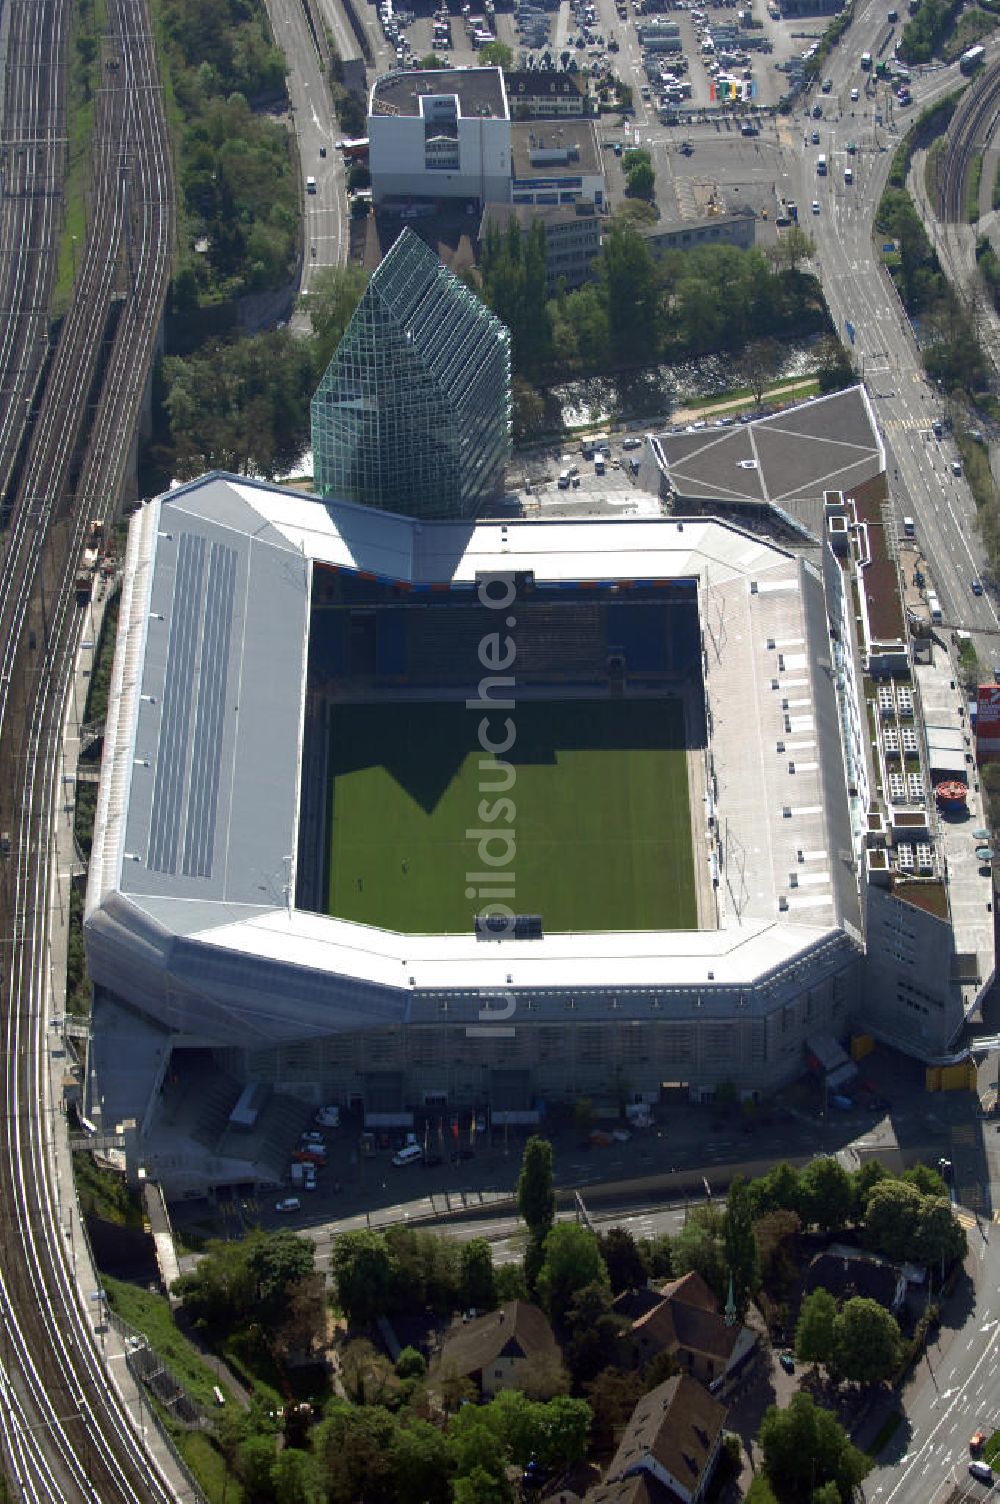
[84,390,980,1189]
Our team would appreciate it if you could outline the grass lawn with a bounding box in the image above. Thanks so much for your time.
[327,697,696,933]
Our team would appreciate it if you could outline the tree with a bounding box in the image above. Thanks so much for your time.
[850,1160,891,1219]
[794,1287,837,1369]
[275,1272,327,1363]
[457,1239,496,1311]
[755,1209,801,1297]
[811,1484,843,1504]
[303,262,369,373]
[863,1179,924,1263]
[759,1391,869,1503]
[537,1224,610,1326]
[914,1195,967,1270]
[417,52,445,68]
[340,1338,399,1406]
[453,1467,512,1504]
[735,337,782,407]
[314,1404,398,1504]
[626,160,656,200]
[479,40,513,68]
[495,1263,530,1303]
[332,1230,397,1326]
[671,1204,726,1298]
[537,1396,592,1469]
[814,334,856,393]
[564,1280,627,1384]
[599,1226,649,1296]
[598,219,659,361]
[799,1157,853,1234]
[518,1136,556,1246]
[768,224,815,275]
[585,1366,643,1451]
[752,1162,803,1219]
[245,1229,316,1325]
[902,1163,947,1198]
[390,1417,452,1504]
[832,1297,901,1386]
[395,1346,427,1380]
[724,1176,761,1320]
[271,1447,324,1504]
[239,1433,279,1504]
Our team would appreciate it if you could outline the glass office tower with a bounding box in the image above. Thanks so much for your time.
[311,229,512,520]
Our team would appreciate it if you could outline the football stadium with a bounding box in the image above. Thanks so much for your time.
[84,463,876,1187]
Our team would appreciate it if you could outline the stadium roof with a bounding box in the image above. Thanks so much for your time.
[653,386,884,511]
[86,473,859,1043]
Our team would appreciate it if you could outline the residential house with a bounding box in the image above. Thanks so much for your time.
[430,1300,560,1398]
[588,1374,726,1504]
[804,1246,907,1314]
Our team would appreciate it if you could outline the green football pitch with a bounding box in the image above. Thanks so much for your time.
[326,698,697,933]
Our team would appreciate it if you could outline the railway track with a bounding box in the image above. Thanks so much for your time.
[936,60,1000,222]
[0,0,69,513]
[0,0,179,1496]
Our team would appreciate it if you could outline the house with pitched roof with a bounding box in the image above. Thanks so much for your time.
[615,1272,756,1387]
[586,1374,726,1504]
[430,1300,560,1398]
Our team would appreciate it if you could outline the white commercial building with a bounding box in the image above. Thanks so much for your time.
[368,66,512,206]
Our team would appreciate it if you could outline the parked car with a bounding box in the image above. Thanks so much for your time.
[969,1461,994,1486]
[301,1131,326,1145]
[315,1105,341,1128]
[622,436,642,450]
[275,1197,301,1214]
[850,86,859,100]
[778,1352,795,1374]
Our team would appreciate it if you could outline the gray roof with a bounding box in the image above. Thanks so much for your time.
[656,387,884,510]
[510,119,601,178]
[479,200,600,238]
[120,480,308,915]
[371,65,507,119]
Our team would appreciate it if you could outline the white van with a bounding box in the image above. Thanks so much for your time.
[392,1143,423,1166]
[903,516,915,537]
[306,176,317,194]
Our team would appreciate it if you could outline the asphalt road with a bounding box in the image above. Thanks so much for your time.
[800,26,1000,650]
[268,0,346,310]
[867,1221,999,1504]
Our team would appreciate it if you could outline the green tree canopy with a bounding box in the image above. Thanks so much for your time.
[799,1157,853,1234]
[832,1297,902,1386]
[626,160,656,201]
[331,1230,397,1326]
[724,1176,761,1320]
[303,262,370,374]
[598,1226,649,1295]
[479,40,513,68]
[518,1136,556,1246]
[537,1224,610,1326]
[461,1238,498,1312]
[759,1391,869,1503]
[795,1287,837,1369]
[671,1204,727,1298]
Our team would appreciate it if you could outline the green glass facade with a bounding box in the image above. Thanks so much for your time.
[311,230,512,520]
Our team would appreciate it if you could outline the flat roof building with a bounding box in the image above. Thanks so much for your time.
[510,120,605,206]
[368,66,512,207]
[311,228,512,520]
